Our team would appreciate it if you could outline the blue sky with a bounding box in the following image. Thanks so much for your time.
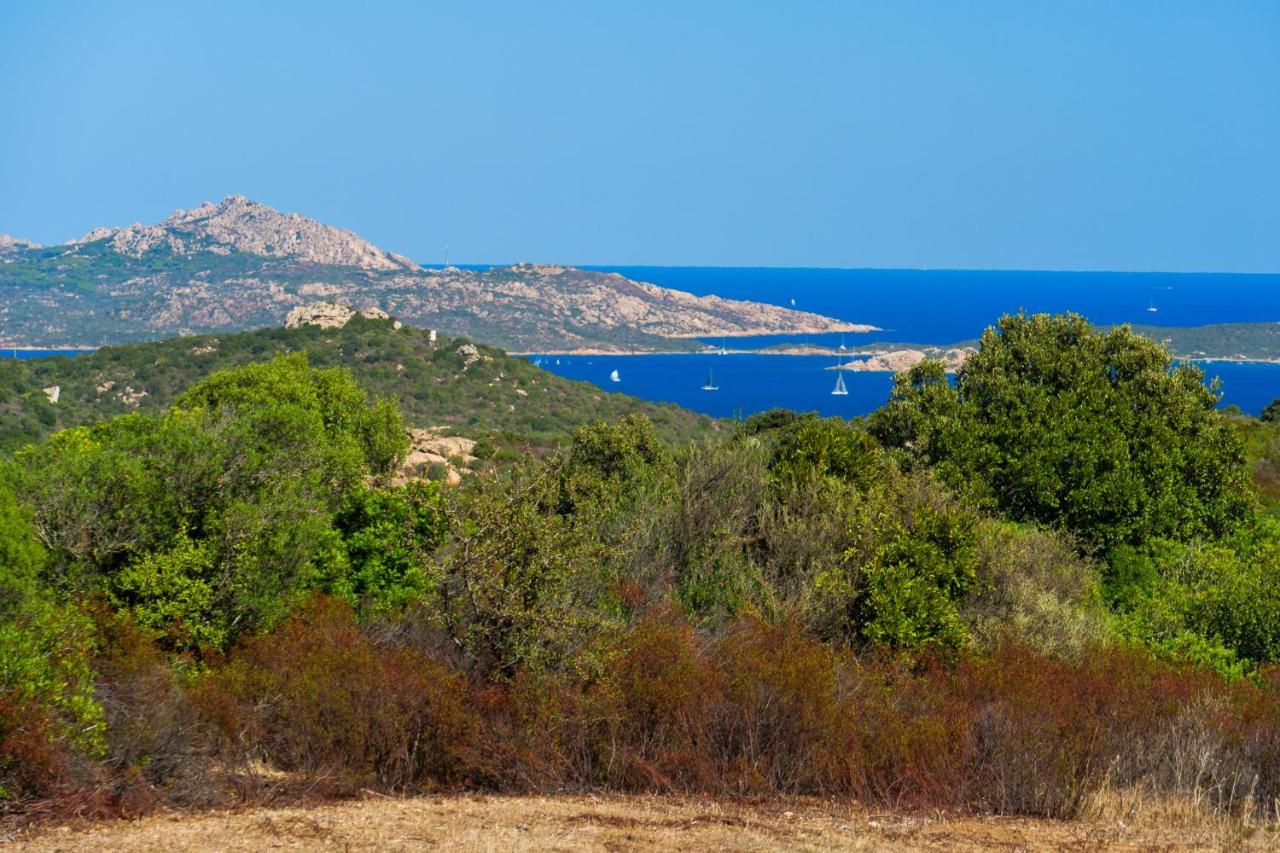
[1,1,1277,271]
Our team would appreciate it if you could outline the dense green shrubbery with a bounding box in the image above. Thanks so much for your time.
[6,312,1280,822]
[871,312,1251,551]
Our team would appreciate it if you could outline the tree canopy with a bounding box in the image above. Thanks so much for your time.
[870,312,1252,552]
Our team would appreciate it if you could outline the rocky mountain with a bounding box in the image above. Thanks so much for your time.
[0,234,38,252]
[66,195,419,272]
[0,196,873,351]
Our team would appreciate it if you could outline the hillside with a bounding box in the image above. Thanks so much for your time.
[0,196,870,352]
[0,317,721,454]
[1122,320,1280,362]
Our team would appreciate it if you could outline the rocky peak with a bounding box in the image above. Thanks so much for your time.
[0,234,39,251]
[68,195,419,271]
[283,301,400,330]
[161,195,419,271]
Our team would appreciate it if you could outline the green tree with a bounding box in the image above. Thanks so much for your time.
[870,313,1251,551]
[5,356,407,653]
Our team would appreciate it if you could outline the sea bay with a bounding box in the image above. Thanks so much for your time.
[529,267,1280,418]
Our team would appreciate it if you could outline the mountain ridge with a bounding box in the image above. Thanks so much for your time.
[0,197,873,352]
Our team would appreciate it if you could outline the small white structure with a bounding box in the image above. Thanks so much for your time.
[42,385,60,404]
[428,329,438,347]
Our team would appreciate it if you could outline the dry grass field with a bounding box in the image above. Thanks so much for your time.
[9,792,1278,852]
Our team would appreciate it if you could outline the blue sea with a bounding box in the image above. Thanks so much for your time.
[528,267,1280,419]
[9,349,93,359]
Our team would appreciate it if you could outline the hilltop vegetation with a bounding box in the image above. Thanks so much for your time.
[0,317,718,453]
[7,312,1280,832]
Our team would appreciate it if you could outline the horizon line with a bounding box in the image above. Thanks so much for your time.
[423,262,1280,277]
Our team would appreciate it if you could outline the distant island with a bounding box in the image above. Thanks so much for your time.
[0,196,872,353]
[761,322,1280,372]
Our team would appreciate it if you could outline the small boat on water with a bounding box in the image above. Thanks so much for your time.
[701,367,719,391]
[832,352,849,396]
[609,369,621,383]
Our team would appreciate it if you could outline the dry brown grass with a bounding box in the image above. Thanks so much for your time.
[10,792,1279,852]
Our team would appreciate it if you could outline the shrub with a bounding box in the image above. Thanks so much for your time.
[0,484,103,767]
[199,596,479,793]
[427,458,622,678]
[710,617,856,794]
[0,689,70,804]
[812,471,978,656]
[963,520,1111,657]
[91,610,215,804]
[586,612,719,791]
[629,440,771,621]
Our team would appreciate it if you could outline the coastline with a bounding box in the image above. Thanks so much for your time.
[1,345,97,354]
[511,348,1280,374]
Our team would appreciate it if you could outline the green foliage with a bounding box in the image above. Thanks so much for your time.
[333,481,448,615]
[811,470,978,656]
[8,310,1280,816]
[4,357,406,654]
[1105,519,1280,676]
[770,414,884,487]
[177,351,408,478]
[0,321,719,455]
[1262,398,1280,423]
[558,413,674,516]
[871,312,1252,552]
[963,520,1111,657]
[430,459,620,677]
[0,485,104,769]
[111,534,225,652]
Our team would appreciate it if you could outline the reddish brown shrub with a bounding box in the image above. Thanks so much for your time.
[708,617,859,794]
[590,612,718,791]
[197,596,481,793]
[90,610,218,806]
[0,690,70,806]
[845,657,977,810]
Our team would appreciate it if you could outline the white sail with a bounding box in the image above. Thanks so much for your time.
[832,372,848,395]
[609,369,621,383]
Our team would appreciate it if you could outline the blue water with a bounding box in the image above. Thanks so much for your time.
[584,267,1280,346]
[531,354,896,420]
[527,267,1280,418]
[530,354,1280,420]
[7,349,94,359]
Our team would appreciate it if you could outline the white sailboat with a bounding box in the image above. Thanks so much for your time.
[1146,295,1159,313]
[832,352,848,396]
[609,369,621,383]
[701,367,719,391]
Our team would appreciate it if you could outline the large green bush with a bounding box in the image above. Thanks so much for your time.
[4,356,408,654]
[871,313,1252,552]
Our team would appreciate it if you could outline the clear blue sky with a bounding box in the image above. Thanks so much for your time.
[2,1,1277,271]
